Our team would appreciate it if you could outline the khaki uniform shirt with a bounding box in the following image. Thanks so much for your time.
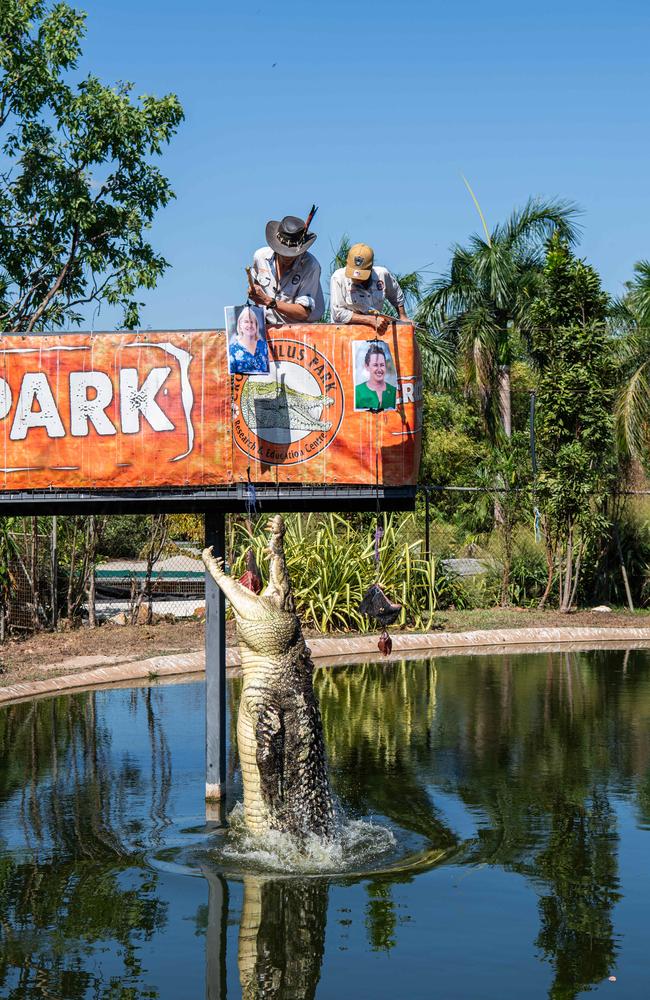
[252,247,325,326]
[330,266,405,324]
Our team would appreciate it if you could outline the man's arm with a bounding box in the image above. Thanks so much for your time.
[353,312,392,331]
[248,282,309,321]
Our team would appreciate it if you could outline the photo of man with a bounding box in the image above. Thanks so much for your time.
[352,341,397,411]
[225,304,269,375]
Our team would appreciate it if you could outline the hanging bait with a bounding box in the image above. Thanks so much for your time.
[239,547,262,594]
[378,630,392,656]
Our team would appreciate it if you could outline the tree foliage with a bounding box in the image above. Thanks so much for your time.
[531,236,616,610]
[416,197,581,438]
[613,260,650,463]
[0,0,183,331]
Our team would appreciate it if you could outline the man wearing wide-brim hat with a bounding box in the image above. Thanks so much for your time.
[330,243,408,334]
[248,214,324,326]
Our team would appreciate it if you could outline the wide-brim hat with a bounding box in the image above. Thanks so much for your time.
[266,215,317,257]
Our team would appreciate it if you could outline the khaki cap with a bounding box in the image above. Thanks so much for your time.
[346,242,374,281]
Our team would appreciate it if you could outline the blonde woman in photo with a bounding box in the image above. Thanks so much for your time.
[228,306,269,375]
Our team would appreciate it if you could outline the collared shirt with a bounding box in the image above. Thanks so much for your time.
[330,266,405,324]
[252,247,325,326]
[355,380,397,411]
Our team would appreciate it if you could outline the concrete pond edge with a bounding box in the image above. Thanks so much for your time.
[3,625,650,707]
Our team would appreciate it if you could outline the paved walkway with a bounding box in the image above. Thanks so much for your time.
[2,625,650,707]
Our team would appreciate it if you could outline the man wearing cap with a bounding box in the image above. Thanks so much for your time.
[248,214,325,326]
[330,243,408,332]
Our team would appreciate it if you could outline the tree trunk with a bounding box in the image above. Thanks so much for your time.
[538,520,554,609]
[87,517,96,628]
[560,528,573,613]
[494,364,512,525]
[498,365,512,438]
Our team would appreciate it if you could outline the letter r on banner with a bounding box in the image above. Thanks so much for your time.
[70,372,117,437]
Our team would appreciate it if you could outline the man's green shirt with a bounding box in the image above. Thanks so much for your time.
[354,380,397,411]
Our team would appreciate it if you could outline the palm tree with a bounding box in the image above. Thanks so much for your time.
[614,261,650,462]
[416,195,581,439]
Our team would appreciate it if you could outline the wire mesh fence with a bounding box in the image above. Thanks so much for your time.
[8,526,55,632]
[94,544,205,623]
[3,515,208,635]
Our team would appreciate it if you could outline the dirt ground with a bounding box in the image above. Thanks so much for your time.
[2,606,650,688]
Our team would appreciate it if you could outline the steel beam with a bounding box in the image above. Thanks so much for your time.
[0,485,416,515]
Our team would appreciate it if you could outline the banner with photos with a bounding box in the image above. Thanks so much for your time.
[0,323,422,490]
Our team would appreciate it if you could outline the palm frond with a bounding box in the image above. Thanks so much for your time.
[415,326,457,389]
[615,358,650,460]
[472,242,517,309]
[330,234,351,275]
[394,269,423,309]
[627,260,650,326]
[500,196,582,251]
[416,247,482,329]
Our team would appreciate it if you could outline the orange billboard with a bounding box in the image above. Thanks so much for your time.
[0,324,422,490]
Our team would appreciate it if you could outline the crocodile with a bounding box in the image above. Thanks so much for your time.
[202,515,336,839]
[241,377,333,433]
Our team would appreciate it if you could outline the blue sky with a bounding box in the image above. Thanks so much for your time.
[79,0,650,329]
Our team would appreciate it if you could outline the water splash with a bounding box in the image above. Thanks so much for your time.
[219,803,396,874]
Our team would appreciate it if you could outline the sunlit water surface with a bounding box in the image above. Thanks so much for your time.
[2,649,650,998]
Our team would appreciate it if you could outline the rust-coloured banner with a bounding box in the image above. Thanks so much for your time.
[0,324,422,490]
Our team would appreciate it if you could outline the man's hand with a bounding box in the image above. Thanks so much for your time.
[367,313,391,334]
[349,312,392,333]
[249,283,272,307]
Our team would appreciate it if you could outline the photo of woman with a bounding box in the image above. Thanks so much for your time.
[353,341,397,411]
[225,304,269,375]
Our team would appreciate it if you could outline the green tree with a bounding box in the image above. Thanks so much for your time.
[613,260,650,462]
[416,196,580,438]
[0,0,183,331]
[530,237,616,611]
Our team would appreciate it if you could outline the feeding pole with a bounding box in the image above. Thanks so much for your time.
[205,511,227,808]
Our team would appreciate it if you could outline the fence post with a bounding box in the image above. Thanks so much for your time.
[205,510,227,808]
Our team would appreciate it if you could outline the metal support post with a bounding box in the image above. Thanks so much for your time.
[204,871,229,1000]
[205,510,227,805]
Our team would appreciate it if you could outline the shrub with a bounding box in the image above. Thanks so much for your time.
[228,513,472,633]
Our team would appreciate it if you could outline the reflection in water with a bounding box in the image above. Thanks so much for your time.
[0,688,171,999]
[238,877,328,999]
[2,650,650,998]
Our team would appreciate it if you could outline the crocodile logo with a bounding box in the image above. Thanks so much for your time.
[232,338,344,466]
[241,379,334,433]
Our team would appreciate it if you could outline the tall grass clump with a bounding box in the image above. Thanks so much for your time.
[228,513,471,633]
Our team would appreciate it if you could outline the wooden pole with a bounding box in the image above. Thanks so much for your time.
[205,510,227,806]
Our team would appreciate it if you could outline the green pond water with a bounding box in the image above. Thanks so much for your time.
[2,648,650,998]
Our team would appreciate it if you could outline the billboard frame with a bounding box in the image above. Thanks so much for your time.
[0,484,416,515]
